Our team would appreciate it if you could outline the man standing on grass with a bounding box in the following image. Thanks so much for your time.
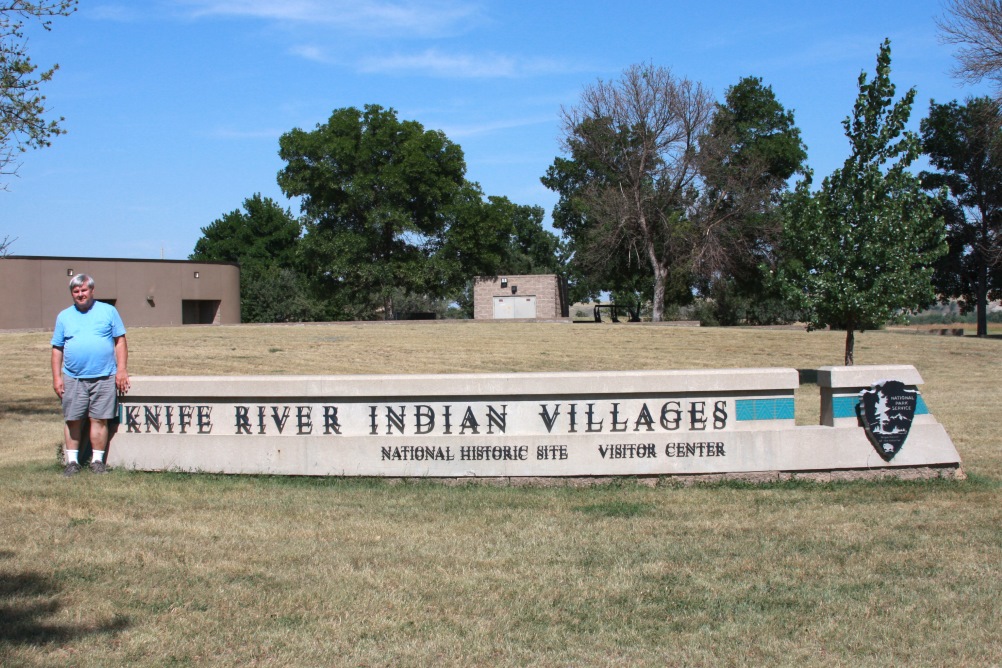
[51,274,130,476]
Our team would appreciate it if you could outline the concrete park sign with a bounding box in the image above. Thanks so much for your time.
[109,365,961,481]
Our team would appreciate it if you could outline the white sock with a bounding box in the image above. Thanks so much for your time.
[66,449,79,464]
[92,450,105,463]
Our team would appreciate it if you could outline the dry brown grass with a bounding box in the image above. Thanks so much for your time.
[1,322,1000,666]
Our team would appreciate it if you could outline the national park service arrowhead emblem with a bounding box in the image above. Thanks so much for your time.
[857,380,917,462]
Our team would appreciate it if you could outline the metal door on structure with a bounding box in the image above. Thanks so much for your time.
[493,296,536,319]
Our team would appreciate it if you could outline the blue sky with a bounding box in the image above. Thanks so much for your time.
[2,0,992,260]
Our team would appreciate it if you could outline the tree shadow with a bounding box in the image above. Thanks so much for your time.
[0,397,59,418]
[0,564,129,651]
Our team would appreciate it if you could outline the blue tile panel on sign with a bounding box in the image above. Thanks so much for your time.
[831,394,929,419]
[735,398,796,421]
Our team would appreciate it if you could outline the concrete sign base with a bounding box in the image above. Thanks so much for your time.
[109,365,961,481]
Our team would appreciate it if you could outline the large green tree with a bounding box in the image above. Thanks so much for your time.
[191,193,301,268]
[422,183,522,317]
[921,97,1002,337]
[277,105,469,320]
[707,77,807,185]
[190,194,318,323]
[700,76,807,324]
[1,1,75,185]
[779,40,947,365]
[427,185,521,291]
[489,197,564,276]
[543,64,787,321]
[542,67,713,320]
[542,149,663,308]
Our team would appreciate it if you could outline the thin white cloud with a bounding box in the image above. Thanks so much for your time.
[358,49,579,79]
[171,0,582,81]
[439,115,554,138]
[290,44,330,63]
[174,0,484,38]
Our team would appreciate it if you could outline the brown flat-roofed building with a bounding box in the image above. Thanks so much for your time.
[1,256,240,330]
[473,274,568,320]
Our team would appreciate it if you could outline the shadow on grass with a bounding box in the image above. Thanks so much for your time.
[0,397,59,418]
[0,563,129,650]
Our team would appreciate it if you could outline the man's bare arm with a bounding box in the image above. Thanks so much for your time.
[114,335,130,394]
[51,347,64,398]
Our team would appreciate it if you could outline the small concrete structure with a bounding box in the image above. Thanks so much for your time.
[110,365,961,480]
[818,365,928,428]
[0,256,240,329]
[473,274,568,320]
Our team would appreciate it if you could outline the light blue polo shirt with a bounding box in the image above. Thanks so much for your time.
[51,301,127,379]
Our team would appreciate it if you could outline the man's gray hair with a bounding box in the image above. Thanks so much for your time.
[68,274,95,291]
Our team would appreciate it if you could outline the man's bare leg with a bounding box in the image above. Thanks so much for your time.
[64,420,83,476]
[89,418,108,473]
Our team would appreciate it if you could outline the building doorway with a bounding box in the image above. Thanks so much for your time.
[182,300,220,325]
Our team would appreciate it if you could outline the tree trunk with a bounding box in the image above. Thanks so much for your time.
[977,261,988,338]
[844,327,855,366]
[651,264,667,322]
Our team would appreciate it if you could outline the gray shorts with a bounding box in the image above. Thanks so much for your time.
[62,375,118,421]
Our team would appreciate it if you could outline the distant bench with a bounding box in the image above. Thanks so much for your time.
[592,304,641,323]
